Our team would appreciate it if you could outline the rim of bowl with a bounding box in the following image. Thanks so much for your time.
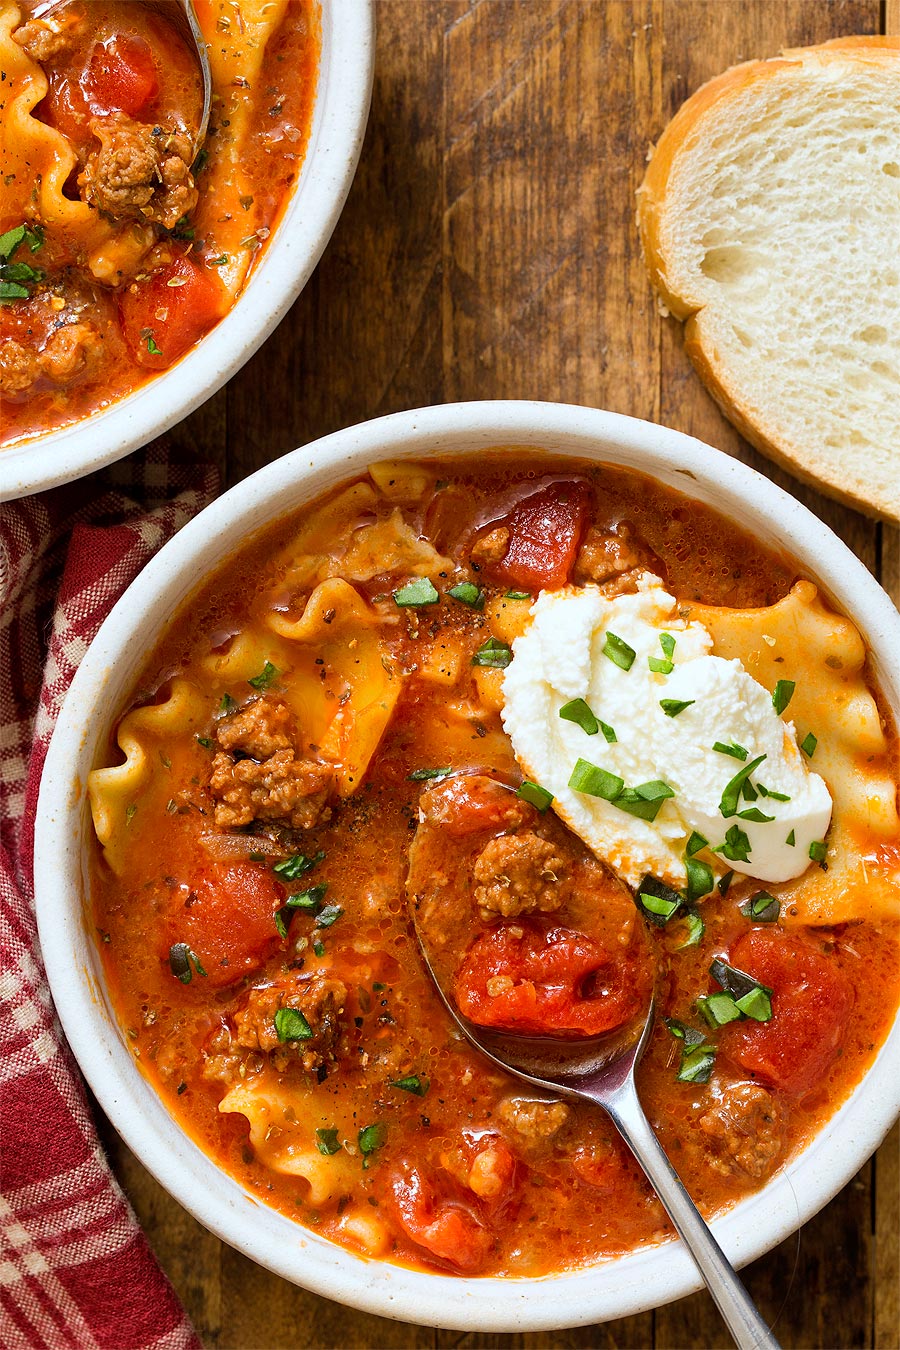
[0,0,375,502]
[35,401,900,1331]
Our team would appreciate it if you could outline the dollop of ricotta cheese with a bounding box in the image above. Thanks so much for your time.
[501,574,832,890]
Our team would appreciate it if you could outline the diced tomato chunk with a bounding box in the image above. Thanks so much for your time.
[480,480,593,590]
[162,861,282,988]
[119,255,228,369]
[421,774,528,837]
[718,929,854,1098]
[387,1163,492,1272]
[454,919,639,1037]
[87,36,159,117]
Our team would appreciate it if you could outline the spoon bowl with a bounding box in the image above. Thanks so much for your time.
[411,904,781,1350]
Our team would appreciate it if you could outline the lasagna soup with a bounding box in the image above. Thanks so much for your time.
[88,457,900,1275]
[0,0,318,444]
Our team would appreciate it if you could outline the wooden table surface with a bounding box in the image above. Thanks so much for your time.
[99,2,900,1346]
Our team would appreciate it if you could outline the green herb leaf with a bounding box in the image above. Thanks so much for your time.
[713,741,748,761]
[313,939,325,957]
[717,869,734,896]
[125,803,137,824]
[568,758,624,801]
[0,280,29,300]
[772,680,795,715]
[196,735,213,749]
[358,1122,385,1156]
[286,884,328,911]
[665,1017,707,1048]
[145,333,163,356]
[472,637,512,668]
[685,855,714,904]
[710,957,773,1005]
[809,840,827,865]
[220,692,237,713]
[505,590,530,600]
[740,891,780,923]
[247,660,279,690]
[719,754,766,818]
[737,808,775,823]
[734,987,773,1022]
[759,785,791,802]
[394,577,439,607]
[801,732,817,758]
[599,720,617,743]
[408,766,453,781]
[516,780,554,812]
[0,224,26,259]
[603,631,636,671]
[390,1074,429,1096]
[274,1007,313,1041]
[786,830,796,846]
[717,825,752,863]
[660,699,695,717]
[741,779,758,802]
[648,657,674,674]
[636,875,682,926]
[274,851,324,881]
[698,992,742,1027]
[448,582,484,609]
[315,1128,342,1155]
[559,698,600,735]
[676,909,705,949]
[677,1044,716,1083]
[613,780,675,822]
[315,904,343,928]
[686,831,708,857]
[168,942,207,984]
[660,633,676,660]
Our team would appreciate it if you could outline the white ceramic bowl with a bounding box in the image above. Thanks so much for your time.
[35,402,900,1331]
[0,0,374,502]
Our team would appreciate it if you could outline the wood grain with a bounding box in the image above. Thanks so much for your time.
[99,2,899,1346]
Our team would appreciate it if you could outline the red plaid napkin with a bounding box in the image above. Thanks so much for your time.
[1,445,217,1350]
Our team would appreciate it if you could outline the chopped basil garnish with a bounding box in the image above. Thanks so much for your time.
[472,637,512,668]
[0,224,45,302]
[569,758,623,800]
[274,851,324,880]
[719,754,766,818]
[717,825,751,863]
[358,1122,385,1157]
[786,830,796,846]
[636,875,682,926]
[698,992,742,1027]
[740,891,780,923]
[448,582,484,609]
[809,840,827,865]
[713,741,748,761]
[313,939,326,957]
[505,590,530,600]
[288,884,328,910]
[274,1007,313,1041]
[709,957,773,1021]
[649,633,676,675]
[801,732,817,758]
[614,780,675,822]
[559,698,600,735]
[516,780,554,812]
[676,909,705,949]
[772,680,795,715]
[599,720,617,743]
[248,660,279,690]
[394,577,439,607]
[168,942,207,984]
[408,766,453,781]
[145,333,163,356]
[315,904,343,928]
[390,1074,429,1096]
[717,870,734,896]
[602,631,636,671]
[665,1017,705,1045]
[196,735,213,748]
[316,1128,342,1156]
[660,699,694,717]
[685,855,714,904]
[758,784,791,802]
[737,808,774,823]
[665,1021,715,1083]
[741,779,758,802]
[220,692,237,713]
[686,831,708,857]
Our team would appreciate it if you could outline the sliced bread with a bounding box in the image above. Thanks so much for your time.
[637,37,900,520]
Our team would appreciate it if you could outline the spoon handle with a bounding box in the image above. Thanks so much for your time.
[601,1080,781,1350]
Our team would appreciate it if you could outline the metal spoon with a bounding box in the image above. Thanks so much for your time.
[413,930,781,1350]
[30,0,212,152]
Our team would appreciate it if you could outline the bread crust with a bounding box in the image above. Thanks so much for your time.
[637,37,900,521]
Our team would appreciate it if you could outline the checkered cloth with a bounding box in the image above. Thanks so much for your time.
[1,446,217,1350]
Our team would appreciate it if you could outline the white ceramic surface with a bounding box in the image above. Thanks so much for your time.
[0,0,374,502]
[34,402,900,1331]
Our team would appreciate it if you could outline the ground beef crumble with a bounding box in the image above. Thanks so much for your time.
[233,974,349,1073]
[79,115,198,229]
[473,832,570,919]
[698,1082,785,1180]
[209,696,334,831]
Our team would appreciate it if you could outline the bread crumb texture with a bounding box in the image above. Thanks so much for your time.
[637,39,900,520]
